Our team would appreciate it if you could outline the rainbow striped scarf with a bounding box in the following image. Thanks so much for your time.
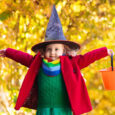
[42,59,61,76]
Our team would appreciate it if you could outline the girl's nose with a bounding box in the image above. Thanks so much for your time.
[51,50,55,55]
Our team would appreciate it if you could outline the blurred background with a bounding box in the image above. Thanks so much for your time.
[0,0,115,115]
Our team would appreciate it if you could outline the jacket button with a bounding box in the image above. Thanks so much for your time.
[73,70,75,73]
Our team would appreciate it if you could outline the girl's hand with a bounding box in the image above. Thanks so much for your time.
[0,49,6,57]
[107,49,114,56]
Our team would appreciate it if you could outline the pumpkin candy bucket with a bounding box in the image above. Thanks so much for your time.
[100,53,115,90]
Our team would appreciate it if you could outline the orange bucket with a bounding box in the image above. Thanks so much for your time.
[100,53,115,90]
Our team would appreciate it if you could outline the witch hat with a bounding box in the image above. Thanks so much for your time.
[32,5,80,52]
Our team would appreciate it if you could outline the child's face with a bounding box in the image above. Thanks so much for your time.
[44,43,65,61]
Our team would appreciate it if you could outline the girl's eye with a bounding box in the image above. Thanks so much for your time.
[55,48,58,51]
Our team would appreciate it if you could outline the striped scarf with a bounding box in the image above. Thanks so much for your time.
[42,58,61,76]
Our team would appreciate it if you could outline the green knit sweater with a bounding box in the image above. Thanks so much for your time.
[37,68,71,108]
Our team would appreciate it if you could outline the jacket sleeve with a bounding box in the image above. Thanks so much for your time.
[5,48,34,67]
[75,47,108,69]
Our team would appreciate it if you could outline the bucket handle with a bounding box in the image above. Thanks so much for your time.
[111,53,114,71]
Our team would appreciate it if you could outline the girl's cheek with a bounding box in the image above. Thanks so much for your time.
[58,52,63,56]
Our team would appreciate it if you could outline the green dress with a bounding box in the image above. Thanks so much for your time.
[36,108,72,115]
[36,59,72,115]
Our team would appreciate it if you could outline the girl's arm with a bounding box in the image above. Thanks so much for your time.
[1,48,34,67]
[75,47,110,69]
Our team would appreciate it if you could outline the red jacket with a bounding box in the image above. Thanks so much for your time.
[5,47,108,115]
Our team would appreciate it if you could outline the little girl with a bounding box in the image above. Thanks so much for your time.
[0,5,113,115]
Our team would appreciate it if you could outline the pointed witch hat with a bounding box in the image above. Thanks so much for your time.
[32,5,80,52]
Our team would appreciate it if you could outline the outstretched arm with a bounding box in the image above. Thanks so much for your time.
[74,47,112,69]
[0,49,6,57]
[0,48,34,67]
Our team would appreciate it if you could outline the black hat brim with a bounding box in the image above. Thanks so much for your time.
[31,40,80,52]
